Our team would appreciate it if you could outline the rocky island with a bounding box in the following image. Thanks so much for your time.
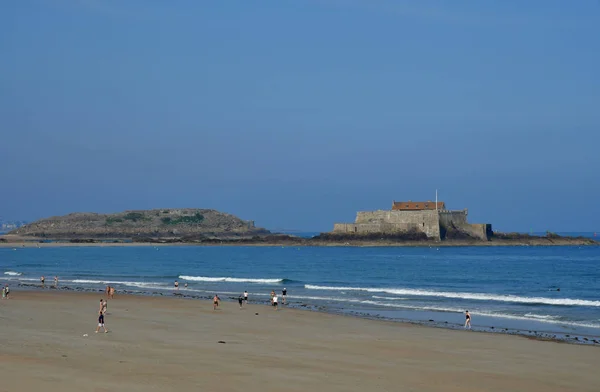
[1,204,597,247]
[4,209,269,241]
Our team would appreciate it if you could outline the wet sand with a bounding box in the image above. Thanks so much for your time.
[0,291,598,392]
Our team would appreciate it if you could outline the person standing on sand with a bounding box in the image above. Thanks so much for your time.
[54,276,58,287]
[1,286,5,299]
[102,299,108,315]
[465,311,472,329]
[238,294,244,309]
[40,276,45,287]
[244,290,248,303]
[96,299,108,333]
[270,290,275,305]
[282,287,287,305]
[106,285,110,296]
[213,294,220,310]
[5,285,9,299]
[109,286,115,299]
[272,293,279,310]
[174,281,179,291]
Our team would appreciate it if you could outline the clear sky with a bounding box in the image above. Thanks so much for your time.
[1,0,599,232]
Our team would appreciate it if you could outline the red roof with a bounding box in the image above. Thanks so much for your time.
[392,201,445,211]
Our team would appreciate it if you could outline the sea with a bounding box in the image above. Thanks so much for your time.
[2,236,600,343]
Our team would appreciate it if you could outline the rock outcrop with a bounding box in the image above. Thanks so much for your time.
[9,209,269,239]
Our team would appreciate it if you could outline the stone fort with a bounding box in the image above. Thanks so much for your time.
[332,200,492,241]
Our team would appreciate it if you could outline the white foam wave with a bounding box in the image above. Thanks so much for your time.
[179,275,283,284]
[4,271,22,276]
[70,279,165,289]
[305,285,600,307]
[524,313,560,320]
[372,296,408,300]
[347,300,600,329]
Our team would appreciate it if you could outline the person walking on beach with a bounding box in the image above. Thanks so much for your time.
[270,290,275,305]
[106,285,110,296]
[1,286,5,300]
[282,287,287,305]
[244,290,248,303]
[40,276,45,287]
[54,276,58,287]
[272,293,279,310]
[96,299,108,333]
[238,294,244,309]
[213,294,220,310]
[4,284,9,299]
[109,286,115,299]
[102,299,108,315]
[465,311,472,329]
[174,280,179,291]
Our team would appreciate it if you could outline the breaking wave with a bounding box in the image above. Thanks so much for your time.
[4,271,22,276]
[179,275,286,284]
[305,285,600,307]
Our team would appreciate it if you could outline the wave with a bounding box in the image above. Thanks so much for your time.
[70,279,166,288]
[524,313,560,320]
[305,285,600,307]
[353,300,600,329]
[179,275,286,284]
[4,271,22,276]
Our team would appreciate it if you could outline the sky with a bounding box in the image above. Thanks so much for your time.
[1,0,599,232]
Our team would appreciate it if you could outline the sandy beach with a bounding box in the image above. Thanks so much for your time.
[0,291,597,392]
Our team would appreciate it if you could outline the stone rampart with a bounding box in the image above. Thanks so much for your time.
[333,205,492,241]
[438,209,490,240]
[334,210,441,239]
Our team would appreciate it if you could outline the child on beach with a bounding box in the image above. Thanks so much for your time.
[282,287,287,304]
[244,290,248,303]
[238,294,244,308]
[4,285,9,299]
[272,294,279,310]
[213,294,220,310]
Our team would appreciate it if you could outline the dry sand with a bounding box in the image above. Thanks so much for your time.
[0,291,598,392]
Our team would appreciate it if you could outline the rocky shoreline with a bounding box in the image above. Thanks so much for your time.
[1,232,597,247]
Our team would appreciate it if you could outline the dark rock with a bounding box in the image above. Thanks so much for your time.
[218,341,226,344]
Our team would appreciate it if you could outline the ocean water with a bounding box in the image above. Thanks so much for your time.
[2,245,600,340]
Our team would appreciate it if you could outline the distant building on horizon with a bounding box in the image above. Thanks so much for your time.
[332,200,491,241]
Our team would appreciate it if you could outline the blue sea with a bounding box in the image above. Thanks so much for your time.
[2,244,600,341]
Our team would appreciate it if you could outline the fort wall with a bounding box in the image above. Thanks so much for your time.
[438,209,491,240]
[332,205,491,241]
[334,210,441,240]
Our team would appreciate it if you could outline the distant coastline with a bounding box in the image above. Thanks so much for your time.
[3,207,597,248]
[1,232,597,248]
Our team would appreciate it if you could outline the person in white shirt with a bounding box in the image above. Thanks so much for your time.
[244,291,248,303]
[272,294,279,310]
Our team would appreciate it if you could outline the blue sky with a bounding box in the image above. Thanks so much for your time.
[1,0,599,232]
